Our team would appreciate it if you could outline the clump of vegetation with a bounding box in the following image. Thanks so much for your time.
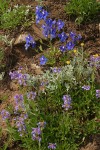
[0,0,34,30]
[65,0,100,24]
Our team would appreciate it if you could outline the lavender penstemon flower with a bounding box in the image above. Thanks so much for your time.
[14,114,28,136]
[52,67,61,73]
[25,34,36,50]
[31,127,42,142]
[14,94,25,113]
[82,85,90,91]
[90,54,100,68]
[96,89,100,98]
[27,91,36,100]
[62,95,72,110]
[48,143,57,149]
[9,70,29,86]
[1,109,10,121]
[40,55,48,65]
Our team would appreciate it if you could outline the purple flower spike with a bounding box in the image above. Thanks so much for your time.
[66,41,75,50]
[27,91,36,100]
[14,94,24,113]
[90,55,100,68]
[82,85,90,90]
[62,95,72,111]
[40,55,48,65]
[1,109,10,121]
[48,143,57,149]
[31,127,41,142]
[14,114,27,136]
[96,89,100,98]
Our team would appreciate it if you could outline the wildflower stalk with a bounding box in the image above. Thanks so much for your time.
[39,140,41,150]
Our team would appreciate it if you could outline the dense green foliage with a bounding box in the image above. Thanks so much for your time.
[65,0,100,24]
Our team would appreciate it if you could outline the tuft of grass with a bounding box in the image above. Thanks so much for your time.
[65,0,100,24]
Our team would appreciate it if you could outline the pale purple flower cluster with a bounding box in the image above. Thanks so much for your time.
[62,95,72,110]
[52,67,61,73]
[31,127,42,142]
[96,90,100,98]
[9,70,29,86]
[32,121,46,142]
[40,81,48,86]
[90,55,100,68]
[48,143,57,149]
[27,91,36,100]
[25,34,36,50]
[14,114,28,136]
[82,85,90,91]
[14,94,25,113]
[1,109,10,121]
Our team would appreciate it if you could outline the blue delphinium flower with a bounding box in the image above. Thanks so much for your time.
[40,55,48,65]
[70,31,76,41]
[48,143,57,149]
[58,32,68,42]
[45,18,56,28]
[70,32,82,42]
[62,95,72,110]
[50,28,56,39]
[57,20,64,31]
[66,41,75,50]
[77,34,82,41]
[59,45,66,52]
[35,6,48,24]
[82,85,90,90]
[25,34,36,50]
[42,18,57,39]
